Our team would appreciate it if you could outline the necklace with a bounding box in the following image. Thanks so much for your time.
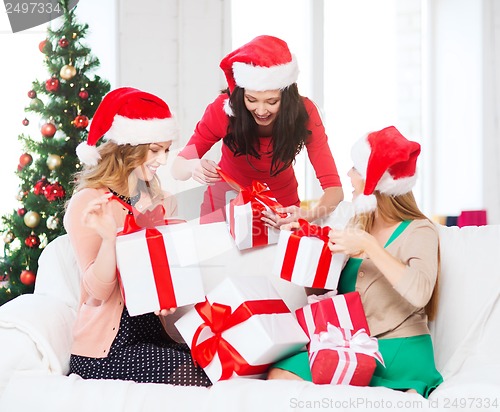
[108,188,140,206]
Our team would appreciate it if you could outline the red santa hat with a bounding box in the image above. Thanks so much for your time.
[76,87,179,165]
[350,126,421,214]
[220,35,299,94]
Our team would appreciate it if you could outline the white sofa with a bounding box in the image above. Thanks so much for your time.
[0,220,499,412]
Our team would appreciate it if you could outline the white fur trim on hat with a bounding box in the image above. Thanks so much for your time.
[76,142,101,166]
[105,115,179,146]
[350,136,371,179]
[376,172,418,196]
[232,55,299,91]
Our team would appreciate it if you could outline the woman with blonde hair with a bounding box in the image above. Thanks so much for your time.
[64,87,210,386]
[268,126,443,398]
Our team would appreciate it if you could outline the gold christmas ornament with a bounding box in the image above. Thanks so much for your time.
[60,64,77,80]
[47,154,62,170]
[23,211,41,228]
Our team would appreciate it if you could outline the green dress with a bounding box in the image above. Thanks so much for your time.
[274,221,443,398]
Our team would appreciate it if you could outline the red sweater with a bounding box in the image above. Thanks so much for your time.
[179,94,341,207]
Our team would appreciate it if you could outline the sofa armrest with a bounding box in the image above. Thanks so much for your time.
[0,294,76,379]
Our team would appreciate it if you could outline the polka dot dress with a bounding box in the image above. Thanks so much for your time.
[69,307,211,387]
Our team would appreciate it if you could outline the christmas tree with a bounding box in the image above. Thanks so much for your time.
[0,0,110,305]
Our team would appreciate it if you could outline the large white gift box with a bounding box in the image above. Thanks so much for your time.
[174,276,309,383]
[115,222,205,316]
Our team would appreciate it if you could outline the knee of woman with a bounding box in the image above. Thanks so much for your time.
[267,367,303,381]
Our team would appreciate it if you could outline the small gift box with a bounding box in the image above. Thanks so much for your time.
[273,219,347,289]
[115,220,205,316]
[308,324,384,386]
[295,291,370,339]
[221,171,286,250]
[174,276,309,383]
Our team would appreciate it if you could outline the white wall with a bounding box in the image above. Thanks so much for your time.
[424,0,485,219]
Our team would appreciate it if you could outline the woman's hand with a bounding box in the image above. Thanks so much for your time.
[81,193,117,240]
[328,227,373,257]
[154,308,176,316]
[261,205,309,229]
[191,159,221,185]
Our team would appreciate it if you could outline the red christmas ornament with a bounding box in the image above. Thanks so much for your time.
[17,207,26,216]
[25,234,40,249]
[19,153,33,168]
[73,115,89,129]
[22,118,29,126]
[58,37,69,48]
[45,78,60,92]
[41,123,57,138]
[78,90,89,100]
[27,90,37,99]
[44,182,66,202]
[33,177,50,195]
[20,270,36,286]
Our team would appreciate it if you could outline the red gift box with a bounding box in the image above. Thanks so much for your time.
[295,291,370,340]
[308,324,383,385]
[221,171,286,250]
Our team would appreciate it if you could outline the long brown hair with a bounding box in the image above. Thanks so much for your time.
[70,141,163,199]
[354,191,440,321]
[223,84,310,176]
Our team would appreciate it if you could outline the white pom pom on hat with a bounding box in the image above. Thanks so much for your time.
[76,87,179,165]
[350,126,421,214]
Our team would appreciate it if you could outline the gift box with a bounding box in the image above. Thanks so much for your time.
[308,324,383,385]
[295,291,370,339]
[273,219,347,290]
[115,221,205,316]
[221,171,285,250]
[174,276,309,383]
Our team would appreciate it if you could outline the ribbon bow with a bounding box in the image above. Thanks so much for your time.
[190,298,290,381]
[218,170,286,218]
[294,219,331,242]
[309,323,384,366]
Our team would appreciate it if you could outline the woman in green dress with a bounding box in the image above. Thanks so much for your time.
[268,126,443,398]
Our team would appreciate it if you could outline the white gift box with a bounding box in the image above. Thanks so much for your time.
[115,223,205,316]
[272,202,354,290]
[174,276,309,383]
[273,229,346,289]
[226,199,281,250]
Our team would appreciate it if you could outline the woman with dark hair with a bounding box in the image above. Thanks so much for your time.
[172,35,343,225]
[268,126,443,398]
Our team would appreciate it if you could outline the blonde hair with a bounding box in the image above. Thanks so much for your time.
[71,141,163,200]
[353,191,440,321]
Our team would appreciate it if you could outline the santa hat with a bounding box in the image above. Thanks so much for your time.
[76,87,179,165]
[350,126,421,214]
[220,35,299,94]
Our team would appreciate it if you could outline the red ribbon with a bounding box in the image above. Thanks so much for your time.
[218,171,285,248]
[280,219,333,288]
[191,298,290,381]
[112,195,186,310]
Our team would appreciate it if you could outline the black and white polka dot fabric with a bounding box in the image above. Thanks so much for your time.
[69,307,211,387]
